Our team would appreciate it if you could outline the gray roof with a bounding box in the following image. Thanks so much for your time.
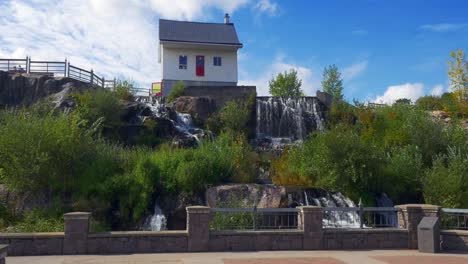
[159,19,242,46]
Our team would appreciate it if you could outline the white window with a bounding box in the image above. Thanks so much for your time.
[213,56,222,66]
[179,55,187,69]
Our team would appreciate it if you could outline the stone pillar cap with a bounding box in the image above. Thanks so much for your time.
[395,204,442,210]
[63,212,91,219]
[297,206,322,211]
[186,206,211,212]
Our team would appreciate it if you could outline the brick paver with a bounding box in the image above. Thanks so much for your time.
[372,255,468,264]
[223,257,346,264]
[6,250,468,264]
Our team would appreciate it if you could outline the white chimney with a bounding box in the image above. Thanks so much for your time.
[224,13,230,24]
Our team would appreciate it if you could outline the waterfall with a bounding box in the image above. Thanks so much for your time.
[255,97,326,141]
[375,193,398,227]
[301,189,360,228]
[143,202,167,231]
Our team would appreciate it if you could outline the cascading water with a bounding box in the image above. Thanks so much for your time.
[143,202,167,231]
[256,97,326,141]
[301,189,360,228]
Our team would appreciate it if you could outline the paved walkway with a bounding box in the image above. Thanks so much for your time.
[7,250,468,264]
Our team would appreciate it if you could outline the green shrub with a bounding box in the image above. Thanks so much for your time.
[73,88,125,137]
[0,109,96,193]
[166,81,185,103]
[6,209,64,233]
[114,79,135,101]
[416,96,444,111]
[423,147,468,208]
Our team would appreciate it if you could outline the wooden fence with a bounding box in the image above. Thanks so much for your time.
[0,57,116,89]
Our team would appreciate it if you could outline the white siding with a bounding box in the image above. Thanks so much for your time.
[161,46,238,83]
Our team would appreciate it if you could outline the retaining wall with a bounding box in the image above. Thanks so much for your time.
[1,205,467,256]
[442,230,468,251]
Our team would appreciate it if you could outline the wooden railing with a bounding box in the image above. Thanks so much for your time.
[0,57,115,90]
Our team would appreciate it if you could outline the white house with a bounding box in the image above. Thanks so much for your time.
[158,14,243,96]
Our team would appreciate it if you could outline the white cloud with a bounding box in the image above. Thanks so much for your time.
[373,83,425,104]
[420,23,468,32]
[430,84,445,96]
[239,55,320,96]
[343,61,368,81]
[253,0,279,16]
[0,0,258,86]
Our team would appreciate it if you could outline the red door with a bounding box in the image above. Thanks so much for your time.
[196,55,204,76]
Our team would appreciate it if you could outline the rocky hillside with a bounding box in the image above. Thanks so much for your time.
[0,71,92,108]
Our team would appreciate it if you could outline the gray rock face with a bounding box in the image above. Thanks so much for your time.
[0,71,90,108]
[206,184,286,208]
[170,96,217,123]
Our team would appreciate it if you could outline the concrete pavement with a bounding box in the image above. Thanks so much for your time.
[6,250,468,264]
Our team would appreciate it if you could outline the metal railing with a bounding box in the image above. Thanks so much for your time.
[210,208,299,231]
[1,57,115,90]
[323,207,399,229]
[441,208,468,230]
[0,58,28,73]
[29,60,66,77]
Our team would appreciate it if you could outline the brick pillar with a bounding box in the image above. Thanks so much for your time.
[186,206,210,252]
[395,204,441,249]
[63,212,91,255]
[298,206,323,250]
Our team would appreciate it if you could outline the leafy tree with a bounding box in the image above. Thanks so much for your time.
[394,98,412,105]
[269,69,304,97]
[416,96,443,111]
[321,64,344,100]
[448,49,468,101]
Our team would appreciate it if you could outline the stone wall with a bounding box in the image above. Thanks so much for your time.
[0,233,63,256]
[86,231,187,254]
[2,205,467,256]
[323,229,409,249]
[209,231,304,251]
[442,230,468,251]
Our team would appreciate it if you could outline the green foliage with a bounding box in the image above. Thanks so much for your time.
[114,79,135,101]
[448,49,468,101]
[329,100,356,127]
[0,108,96,193]
[416,96,444,111]
[272,102,468,205]
[73,88,125,133]
[6,209,64,233]
[207,92,256,137]
[269,69,304,97]
[166,81,186,103]
[210,193,254,231]
[394,98,412,105]
[322,64,344,100]
[424,148,468,208]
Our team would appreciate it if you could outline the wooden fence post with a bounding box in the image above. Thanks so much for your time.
[90,69,94,85]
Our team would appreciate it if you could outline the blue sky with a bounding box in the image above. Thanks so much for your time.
[1,0,468,103]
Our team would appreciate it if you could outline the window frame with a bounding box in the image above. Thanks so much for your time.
[213,56,222,66]
[179,55,187,70]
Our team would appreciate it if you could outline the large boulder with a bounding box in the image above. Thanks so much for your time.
[206,184,286,208]
[170,96,216,123]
